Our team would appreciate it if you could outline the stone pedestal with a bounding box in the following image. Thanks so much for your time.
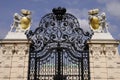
[88,33,120,80]
[0,32,30,80]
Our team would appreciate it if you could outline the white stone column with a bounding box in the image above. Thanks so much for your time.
[0,32,30,80]
[88,33,120,80]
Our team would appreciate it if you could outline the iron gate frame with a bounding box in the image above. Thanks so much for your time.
[26,7,93,80]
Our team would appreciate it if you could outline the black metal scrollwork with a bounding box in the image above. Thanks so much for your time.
[26,7,93,80]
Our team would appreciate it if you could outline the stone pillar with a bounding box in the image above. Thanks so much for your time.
[88,33,120,80]
[0,32,30,80]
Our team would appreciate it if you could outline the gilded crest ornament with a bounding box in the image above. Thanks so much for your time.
[88,9,109,33]
[10,9,32,32]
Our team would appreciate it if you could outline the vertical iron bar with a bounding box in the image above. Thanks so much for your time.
[78,58,80,80]
[88,50,90,80]
[55,50,57,75]
[27,48,31,80]
[62,50,63,77]
[57,48,61,80]
[34,53,37,80]
[81,55,84,80]
[38,60,40,79]
[55,42,62,80]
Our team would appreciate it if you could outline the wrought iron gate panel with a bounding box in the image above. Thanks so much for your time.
[26,7,93,80]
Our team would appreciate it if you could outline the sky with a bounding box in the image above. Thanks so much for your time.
[0,0,120,51]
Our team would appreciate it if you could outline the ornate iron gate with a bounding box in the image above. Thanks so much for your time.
[26,7,93,80]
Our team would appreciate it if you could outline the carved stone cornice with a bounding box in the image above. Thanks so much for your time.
[89,43,117,57]
[0,39,31,44]
[88,39,119,44]
[0,40,30,55]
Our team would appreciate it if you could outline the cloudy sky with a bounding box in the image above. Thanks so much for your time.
[0,0,120,51]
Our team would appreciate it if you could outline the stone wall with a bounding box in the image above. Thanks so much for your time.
[88,40,120,80]
[0,40,30,80]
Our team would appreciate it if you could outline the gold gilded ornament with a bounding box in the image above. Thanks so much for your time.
[21,9,31,15]
[90,16,100,30]
[88,9,99,15]
[20,17,31,29]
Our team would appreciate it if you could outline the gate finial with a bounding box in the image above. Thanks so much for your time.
[52,7,66,20]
